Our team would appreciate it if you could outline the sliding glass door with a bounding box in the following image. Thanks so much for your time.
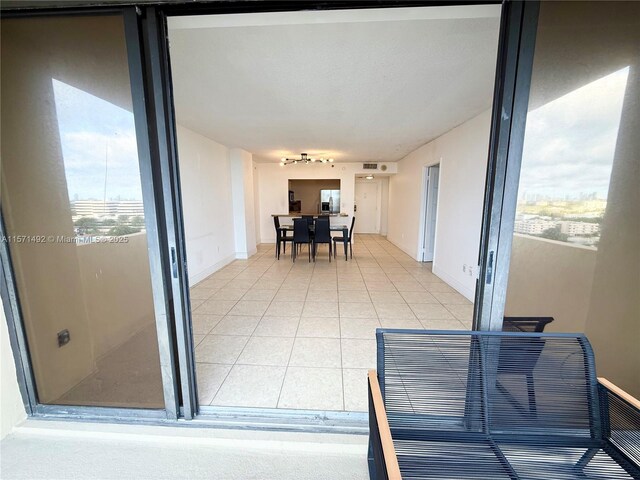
[1,11,179,415]
[13,0,634,422]
[477,1,639,398]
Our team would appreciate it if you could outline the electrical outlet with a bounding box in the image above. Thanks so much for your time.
[468,266,474,277]
[463,264,467,273]
[57,329,70,348]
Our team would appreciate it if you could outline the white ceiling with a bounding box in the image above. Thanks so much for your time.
[168,6,501,163]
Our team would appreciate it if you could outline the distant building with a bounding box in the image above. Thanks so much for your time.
[558,221,600,235]
[72,200,144,219]
[513,219,558,235]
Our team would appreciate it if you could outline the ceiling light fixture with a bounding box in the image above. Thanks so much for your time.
[365,174,374,180]
[280,153,334,166]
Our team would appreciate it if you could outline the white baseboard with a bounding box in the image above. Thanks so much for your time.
[431,264,475,302]
[189,254,237,287]
[235,246,257,260]
[386,236,420,262]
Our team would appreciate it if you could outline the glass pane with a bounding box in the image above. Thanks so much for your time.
[1,15,164,408]
[504,2,640,397]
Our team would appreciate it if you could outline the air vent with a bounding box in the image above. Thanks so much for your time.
[363,163,378,170]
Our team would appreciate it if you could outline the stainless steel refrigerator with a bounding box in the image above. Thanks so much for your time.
[320,189,341,214]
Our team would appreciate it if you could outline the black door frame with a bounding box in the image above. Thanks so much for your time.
[1,0,538,424]
[472,0,539,331]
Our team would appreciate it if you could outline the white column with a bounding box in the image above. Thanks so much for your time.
[230,148,257,259]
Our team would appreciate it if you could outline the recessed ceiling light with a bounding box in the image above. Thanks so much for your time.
[365,174,374,180]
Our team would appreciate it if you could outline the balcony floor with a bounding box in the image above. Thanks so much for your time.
[1,420,368,480]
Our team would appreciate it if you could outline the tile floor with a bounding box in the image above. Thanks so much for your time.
[191,234,473,412]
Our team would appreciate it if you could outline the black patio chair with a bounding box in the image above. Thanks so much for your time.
[333,216,355,259]
[502,316,554,333]
[313,216,332,262]
[292,218,312,263]
[273,216,293,260]
[499,316,554,416]
[368,329,640,480]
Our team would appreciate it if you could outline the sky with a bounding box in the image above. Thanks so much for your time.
[518,66,629,201]
[52,66,630,204]
[52,79,143,201]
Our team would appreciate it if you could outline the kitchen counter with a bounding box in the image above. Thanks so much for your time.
[271,213,348,217]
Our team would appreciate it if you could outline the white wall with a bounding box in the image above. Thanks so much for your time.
[178,128,258,285]
[1,300,27,439]
[252,162,261,245]
[254,162,396,243]
[230,148,257,259]
[388,110,491,300]
[380,177,389,236]
[177,126,237,286]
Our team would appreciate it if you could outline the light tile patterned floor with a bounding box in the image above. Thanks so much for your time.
[191,234,473,412]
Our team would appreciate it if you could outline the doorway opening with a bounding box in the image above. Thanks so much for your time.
[420,164,440,263]
[168,4,499,416]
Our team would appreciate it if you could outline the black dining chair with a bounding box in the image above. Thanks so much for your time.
[292,218,312,263]
[333,216,356,260]
[313,217,332,262]
[301,215,315,241]
[273,216,293,260]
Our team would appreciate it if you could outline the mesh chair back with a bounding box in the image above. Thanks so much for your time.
[599,383,640,467]
[489,334,596,436]
[293,218,310,242]
[314,217,331,243]
[377,330,600,440]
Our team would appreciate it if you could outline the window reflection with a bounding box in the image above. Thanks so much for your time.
[52,79,145,240]
[2,14,164,408]
[514,67,629,249]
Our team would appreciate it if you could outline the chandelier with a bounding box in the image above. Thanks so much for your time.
[280,153,334,166]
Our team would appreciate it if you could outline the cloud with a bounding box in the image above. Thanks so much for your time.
[52,79,143,201]
[519,66,629,199]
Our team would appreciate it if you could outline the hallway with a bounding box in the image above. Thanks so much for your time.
[191,235,473,412]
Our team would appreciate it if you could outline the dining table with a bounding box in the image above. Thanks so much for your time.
[279,222,350,260]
